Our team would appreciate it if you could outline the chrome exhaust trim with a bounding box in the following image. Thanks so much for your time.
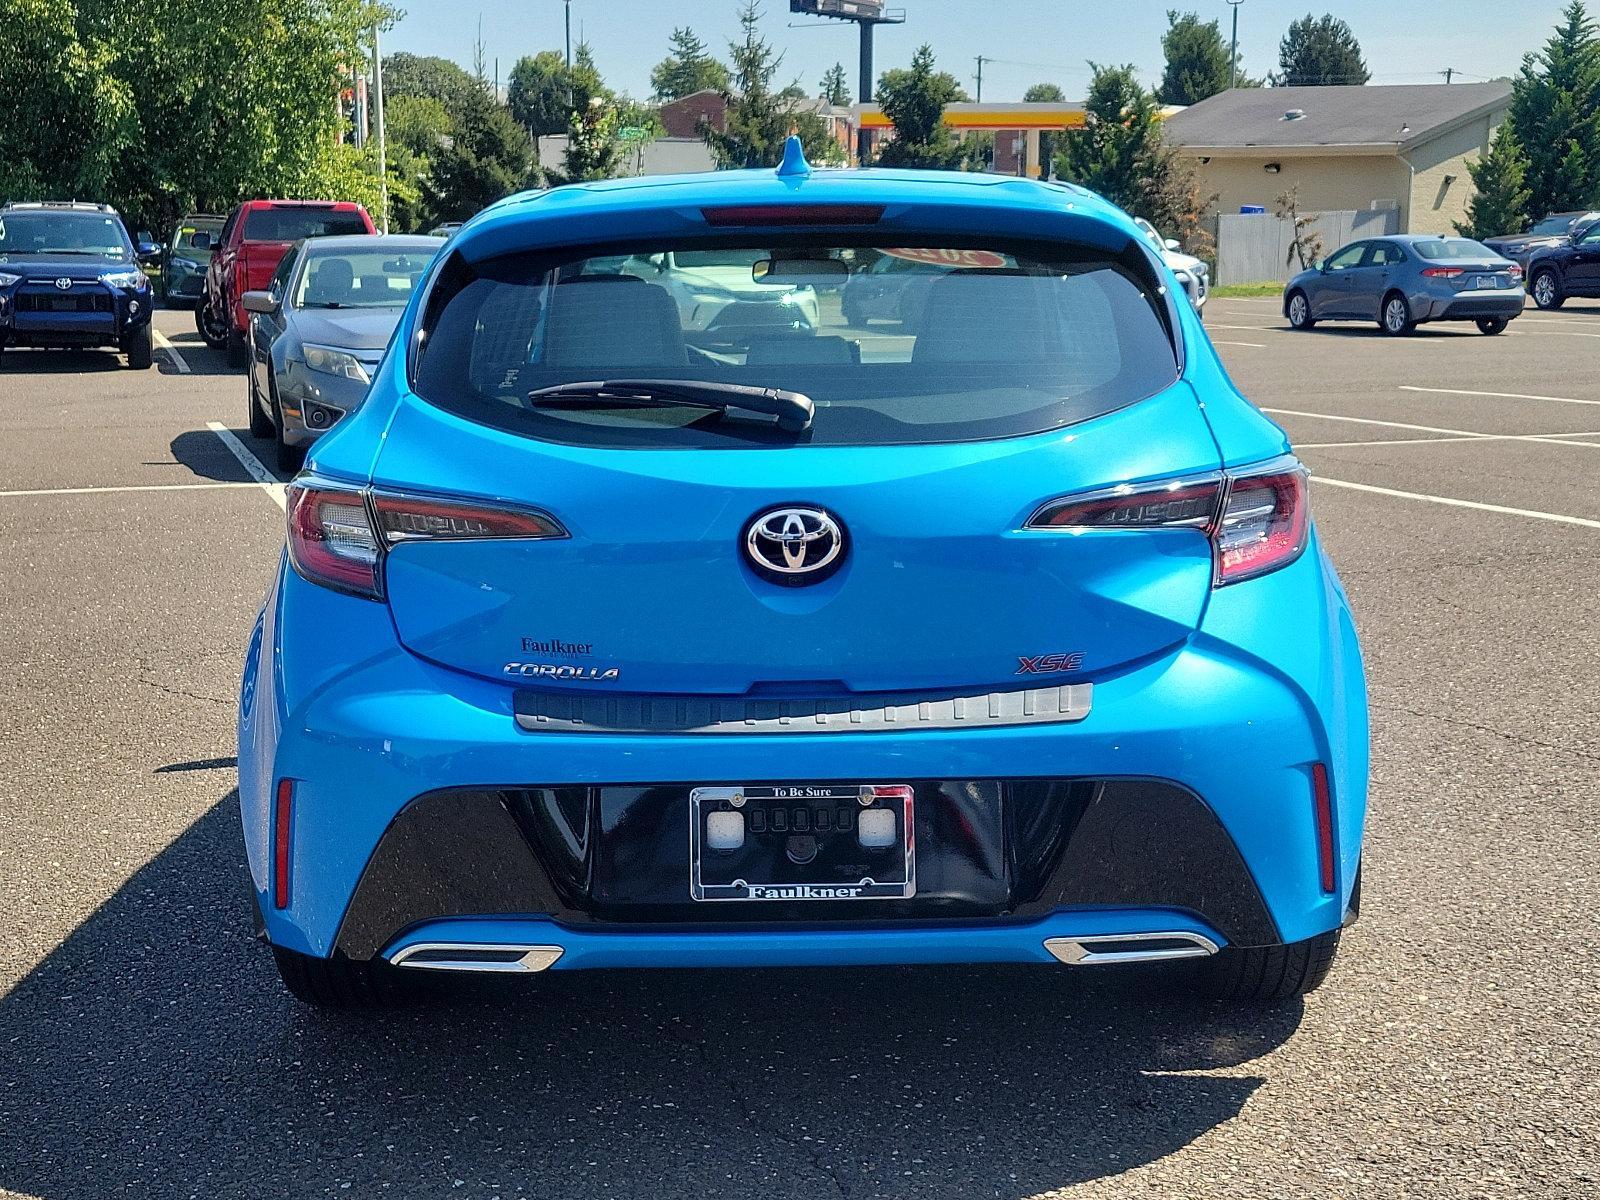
[389,943,564,973]
[1043,932,1220,966]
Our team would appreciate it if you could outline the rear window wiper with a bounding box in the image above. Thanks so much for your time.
[527,378,814,433]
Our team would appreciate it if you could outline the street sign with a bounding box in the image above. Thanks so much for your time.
[618,126,649,141]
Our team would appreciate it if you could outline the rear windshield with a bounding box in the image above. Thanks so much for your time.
[412,239,1180,448]
[1413,237,1492,260]
[1528,215,1574,235]
[244,207,368,241]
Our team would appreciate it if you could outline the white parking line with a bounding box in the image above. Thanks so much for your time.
[1206,322,1277,331]
[1398,384,1600,408]
[0,481,266,499]
[206,421,286,509]
[1312,476,1600,530]
[1297,432,1600,449]
[1211,339,1265,348]
[1262,407,1600,448]
[1512,329,1600,339]
[152,329,190,373]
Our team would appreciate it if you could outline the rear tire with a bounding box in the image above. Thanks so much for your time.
[1380,291,1414,336]
[1476,317,1509,335]
[271,945,419,1009]
[1286,290,1315,330]
[225,327,247,369]
[124,320,153,370]
[1200,929,1341,1004]
[1530,268,1564,310]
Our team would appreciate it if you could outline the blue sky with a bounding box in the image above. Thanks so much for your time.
[385,1,1573,102]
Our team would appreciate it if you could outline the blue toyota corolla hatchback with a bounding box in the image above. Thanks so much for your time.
[239,141,1368,1008]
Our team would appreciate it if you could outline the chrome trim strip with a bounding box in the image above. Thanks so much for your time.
[514,682,1092,735]
[389,942,564,973]
[1043,931,1220,965]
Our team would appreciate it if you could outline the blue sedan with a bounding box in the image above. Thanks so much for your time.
[238,139,1369,1010]
[1285,234,1524,335]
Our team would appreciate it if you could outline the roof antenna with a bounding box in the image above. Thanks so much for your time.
[776,134,811,178]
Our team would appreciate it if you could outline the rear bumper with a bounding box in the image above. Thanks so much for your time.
[240,529,1369,969]
[1419,291,1525,321]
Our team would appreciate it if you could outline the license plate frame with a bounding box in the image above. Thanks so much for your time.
[689,783,916,902]
[1474,274,1504,289]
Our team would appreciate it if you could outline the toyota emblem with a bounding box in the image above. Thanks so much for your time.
[54,277,73,290]
[743,506,847,584]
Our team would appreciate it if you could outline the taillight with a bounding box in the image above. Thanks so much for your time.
[1507,263,1524,279]
[1420,266,1463,278]
[1027,476,1222,531]
[1212,462,1310,585]
[286,481,382,598]
[1025,456,1310,586]
[285,477,567,600]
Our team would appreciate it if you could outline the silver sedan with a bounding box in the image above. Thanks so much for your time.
[243,234,443,470]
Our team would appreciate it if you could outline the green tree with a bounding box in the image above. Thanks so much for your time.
[1160,10,1236,104]
[874,45,966,169]
[0,0,134,202]
[819,62,851,106]
[1056,63,1213,253]
[650,26,730,100]
[1455,124,1533,239]
[551,99,623,183]
[422,85,537,223]
[569,42,610,113]
[704,2,838,169]
[386,94,453,158]
[1508,1,1600,216]
[507,50,574,139]
[1023,82,1066,102]
[1275,14,1369,86]
[384,51,482,123]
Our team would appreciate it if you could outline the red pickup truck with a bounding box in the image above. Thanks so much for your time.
[199,200,374,366]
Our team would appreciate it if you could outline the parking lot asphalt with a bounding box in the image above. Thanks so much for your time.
[1,301,1596,1199]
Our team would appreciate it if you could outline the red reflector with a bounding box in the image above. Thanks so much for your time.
[700,204,884,227]
[273,779,294,909]
[1420,266,1463,278]
[1311,764,1336,894]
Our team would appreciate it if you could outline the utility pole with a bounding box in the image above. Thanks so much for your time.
[1440,67,1456,83]
[564,0,572,69]
[372,21,388,233]
[1227,0,1244,90]
[974,55,989,103]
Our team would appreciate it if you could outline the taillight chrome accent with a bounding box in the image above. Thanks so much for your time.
[285,476,567,600]
[1024,455,1310,587]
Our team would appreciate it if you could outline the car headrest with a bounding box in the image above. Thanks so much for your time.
[911,269,1057,363]
[543,278,686,369]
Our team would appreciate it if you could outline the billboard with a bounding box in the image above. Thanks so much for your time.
[790,1,889,19]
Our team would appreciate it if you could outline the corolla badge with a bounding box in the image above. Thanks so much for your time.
[743,506,847,584]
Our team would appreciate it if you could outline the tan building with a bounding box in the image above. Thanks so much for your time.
[1164,82,1512,235]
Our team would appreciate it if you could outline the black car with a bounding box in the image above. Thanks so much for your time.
[1483,210,1600,271]
[0,201,160,368]
[1525,220,1600,310]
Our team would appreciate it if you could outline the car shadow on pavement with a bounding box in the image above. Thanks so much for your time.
[0,347,129,373]
[157,328,234,377]
[0,797,1303,1199]
[169,427,273,484]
